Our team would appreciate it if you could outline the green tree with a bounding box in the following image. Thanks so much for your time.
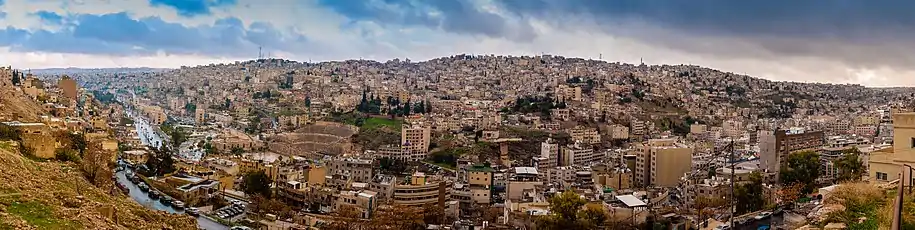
[537,191,588,229]
[734,172,766,214]
[241,170,273,198]
[780,151,820,194]
[231,147,244,155]
[68,132,88,157]
[0,124,21,141]
[184,102,196,114]
[167,127,188,149]
[144,147,176,176]
[835,149,865,182]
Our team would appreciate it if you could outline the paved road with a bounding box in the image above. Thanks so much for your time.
[125,109,229,230]
[129,112,163,149]
[115,170,228,230]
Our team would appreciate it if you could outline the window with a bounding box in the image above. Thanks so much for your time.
[912,137,915,148]
[877,172,888,181]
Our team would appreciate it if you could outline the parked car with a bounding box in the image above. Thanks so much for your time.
[754,211,773,220]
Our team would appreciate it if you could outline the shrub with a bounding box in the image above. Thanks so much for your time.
[55,149,81,163]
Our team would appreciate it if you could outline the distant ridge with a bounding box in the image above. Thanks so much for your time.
[28,67,171,75]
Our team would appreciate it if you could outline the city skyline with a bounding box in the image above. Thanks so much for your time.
[1,0,914,86]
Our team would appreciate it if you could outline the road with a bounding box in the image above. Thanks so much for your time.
[124,109,229,230]
[129,112,164,149]
[115,170,228,230]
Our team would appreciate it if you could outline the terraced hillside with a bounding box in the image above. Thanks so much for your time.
[269,121,358,156]
[0,148,196,230]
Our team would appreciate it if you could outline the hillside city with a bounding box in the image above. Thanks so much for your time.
[2,55,915,230]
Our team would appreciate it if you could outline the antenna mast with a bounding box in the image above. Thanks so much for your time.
[253,46,263,81]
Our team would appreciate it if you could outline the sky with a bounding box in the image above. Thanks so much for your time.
[1,0,914,86]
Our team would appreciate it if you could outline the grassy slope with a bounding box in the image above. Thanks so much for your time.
[362,117,403,132]
[0,149,197,230]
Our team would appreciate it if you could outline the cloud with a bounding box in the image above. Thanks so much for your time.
[148,0,237,17]
[33,11,64,25]
[2,0,915,87]
[0,12,311,57]
[316,0,536,40]
[489,0,915,72]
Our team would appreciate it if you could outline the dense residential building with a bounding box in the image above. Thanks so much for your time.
[758,129,825,179]
[401,123,431,161]
[635,139,693,188]
[9,47,915,230]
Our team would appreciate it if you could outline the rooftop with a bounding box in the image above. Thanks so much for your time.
[514,167,539,175]
[615,195,647,208]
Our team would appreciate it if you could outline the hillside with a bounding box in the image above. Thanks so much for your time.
[0,148,196,230]
[0,87,45,122]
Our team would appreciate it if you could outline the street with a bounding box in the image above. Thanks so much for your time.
[115,170,228,230]
[123,108,229,230]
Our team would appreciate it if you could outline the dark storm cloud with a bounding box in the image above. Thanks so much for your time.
[318,0,915,72]
[489,0,915,72]
[316,0,535,40]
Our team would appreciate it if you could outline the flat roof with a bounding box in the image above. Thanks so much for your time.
[615,195,647,207]
[515,167,539,175]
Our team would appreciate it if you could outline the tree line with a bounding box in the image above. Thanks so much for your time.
[356,90,431,116]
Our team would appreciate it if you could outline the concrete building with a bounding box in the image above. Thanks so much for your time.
[631,120,646,137]
[194,107,206,124]
[534,139,558,172]
[58,76,78,100]
[327,157,375,183]
[278,114,309,129]
[389,172,452,207]
[401,123,431,161]
[635,139,693,188]
[690,124,708,135]
[758,129,825,179]
[335,190,378,219]
[561,142,598,166]
[608,124,629,140]
[569,126,601,144]
[140,105,167,125]
[554,84,582,102]
[467,164,493,204]
[870,113,915,187]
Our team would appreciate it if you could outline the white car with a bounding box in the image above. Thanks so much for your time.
[754,211,773,220]
[714,224,731,230]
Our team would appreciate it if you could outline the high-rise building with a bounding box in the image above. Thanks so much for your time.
[401,123,431,161]
[758,129,825,180]
[635,139,693,187]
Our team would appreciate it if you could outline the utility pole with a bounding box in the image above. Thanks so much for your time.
[729,139,736,229]
[892,169,904,230]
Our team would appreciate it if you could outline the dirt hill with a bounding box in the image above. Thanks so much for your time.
[0,147,197,230]
[0,87,45,122]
